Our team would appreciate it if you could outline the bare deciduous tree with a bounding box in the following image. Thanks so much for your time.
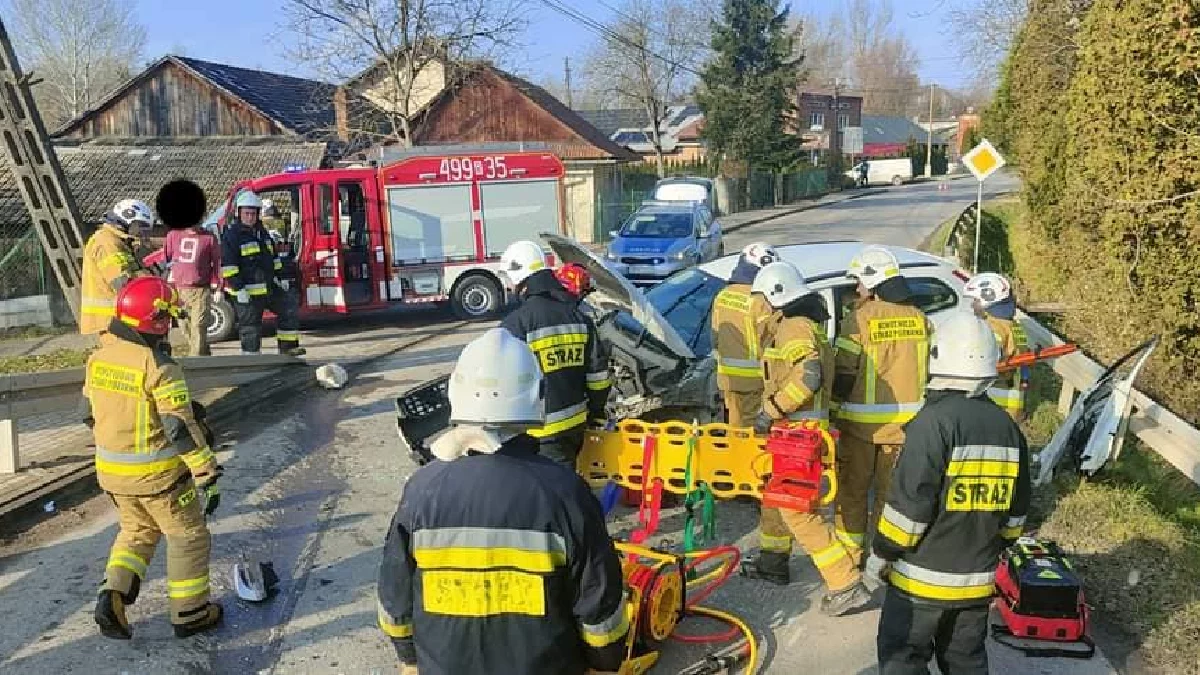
[794,0,922,116]
[581,0,709,177]
[283,0,528,147]
[6,0,146,130]
[945,0,1030,83]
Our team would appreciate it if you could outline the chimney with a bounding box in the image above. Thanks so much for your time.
[334,86,349,142]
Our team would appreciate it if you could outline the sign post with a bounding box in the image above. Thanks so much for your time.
[961,138,1007,272]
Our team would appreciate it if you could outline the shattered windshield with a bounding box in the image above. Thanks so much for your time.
[615,267,724,355]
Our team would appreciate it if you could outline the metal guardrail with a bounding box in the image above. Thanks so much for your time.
[0,354,306,473]
[1016,311,1200,486]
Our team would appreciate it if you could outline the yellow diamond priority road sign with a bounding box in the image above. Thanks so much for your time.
[963,138,1006,182]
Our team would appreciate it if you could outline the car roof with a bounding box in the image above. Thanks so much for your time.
[698,242,955,282]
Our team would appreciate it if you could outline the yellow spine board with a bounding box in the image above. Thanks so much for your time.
[578,419,838,502]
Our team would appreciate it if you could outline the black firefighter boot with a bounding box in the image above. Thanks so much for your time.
[740,550,791,586]
[94,590,133,640]
[173,602,224,638]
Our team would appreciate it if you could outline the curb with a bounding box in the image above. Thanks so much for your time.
[723,190,885,235]
[0,320,471,519]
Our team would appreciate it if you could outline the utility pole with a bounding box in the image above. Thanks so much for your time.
[830,77,842,179]
[564,57,573,109]
[925,82,936,178]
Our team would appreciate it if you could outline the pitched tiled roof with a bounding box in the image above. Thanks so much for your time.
[862,115,928,145]
[0,138,328,230]
[172,57,337,136]
[575,109,648,138]
[54,56,338,138]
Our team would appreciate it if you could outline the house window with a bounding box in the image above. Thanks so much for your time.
[838,114,850,129]
[809,112,825,129]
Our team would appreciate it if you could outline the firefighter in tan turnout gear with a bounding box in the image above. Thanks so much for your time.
[80,199,154,335]
[833,246,933,562]
[963,272,1028,421]
[85,276,223,640]
[711,242,779,427]
[745,261,873,616]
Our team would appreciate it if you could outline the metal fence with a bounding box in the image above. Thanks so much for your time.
[0,224,54,330]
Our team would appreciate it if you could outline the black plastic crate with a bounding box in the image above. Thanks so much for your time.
[394,375,452,466]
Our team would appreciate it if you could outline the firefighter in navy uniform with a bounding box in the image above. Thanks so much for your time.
[377,328,630,675]
[864,311,1031,675]
[85,276,223,640]
[220,190,305,356]
[746,262,874,616]
[499,241,611,469]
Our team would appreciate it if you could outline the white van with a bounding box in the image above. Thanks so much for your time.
[845,158,915,186]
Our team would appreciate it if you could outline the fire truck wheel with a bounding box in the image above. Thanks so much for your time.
[206,297,238,343]
[451,273,503,320]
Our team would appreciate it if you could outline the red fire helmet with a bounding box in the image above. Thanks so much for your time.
[116,276,183,335]
[554,263,593,299]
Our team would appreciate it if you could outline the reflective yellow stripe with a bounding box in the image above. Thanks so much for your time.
[917,337,929,389]
[107,549,149,578]
[153,381,191,407]
[526,407,588,438]
[167,575,209,599]
[221,265,240,278]
[378,600,413,637]
[945,460,1020,477]
[528,333,589,351]
[181,448,216,471]
[413,547,566,573]
[580,599,631,647]
[864,345,877,403]
[760,532,792,553]
[135,399,149,455]
[586,378,611,391]
[274,259,283,270]
[718,364,762,378]
[810,541,850,569]
[889,565,995,602]
[240,243,262,256]
[1001,525,1024,539]
[100,252,134,270]
[835,529,864,549]
[276,330,301,340]
[835,336,862,356]
[744,314,759,361]
[780,340,813,362]
[782,382,811,407]
[835,402,922,424]
[878,516,922,548]
[97,455,183,476]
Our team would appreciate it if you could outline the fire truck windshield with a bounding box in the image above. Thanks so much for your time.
[201,201,227,232]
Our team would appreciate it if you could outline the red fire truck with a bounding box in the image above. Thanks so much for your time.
[152,150,567,342]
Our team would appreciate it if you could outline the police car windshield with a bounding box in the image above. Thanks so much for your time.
[619,211,693,238]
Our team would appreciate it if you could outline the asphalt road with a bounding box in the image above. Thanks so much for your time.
[0,177,1116,674]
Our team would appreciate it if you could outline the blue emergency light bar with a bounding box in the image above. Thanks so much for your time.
[283,164,308,173]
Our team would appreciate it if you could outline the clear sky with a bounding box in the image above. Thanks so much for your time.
[134,0,972,90]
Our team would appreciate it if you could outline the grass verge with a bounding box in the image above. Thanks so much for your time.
[961,199,1200,673]
[0,348,93,374]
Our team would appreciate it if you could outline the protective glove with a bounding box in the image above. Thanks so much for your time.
[399,664,419,675]
[754,410,774,435]
[862,553,890,593]
[197,465,224,516]
[236,288,250,304]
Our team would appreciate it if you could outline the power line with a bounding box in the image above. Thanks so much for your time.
[538,0,704,77]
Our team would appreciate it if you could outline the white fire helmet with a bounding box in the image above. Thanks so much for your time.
[846,246,901,290]
[928,310,999,383]
[499,240,548,288]
[448,327,545,429]
[235,190,263,210]
[963,272,1012,309]
[740,242,779,269]
[751,261,813,309]
[315,363,349,389]
[108,199,153,230]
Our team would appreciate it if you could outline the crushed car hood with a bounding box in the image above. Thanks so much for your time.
[541,233,695,360]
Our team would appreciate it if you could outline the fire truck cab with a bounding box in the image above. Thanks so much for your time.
[184,150,566,342]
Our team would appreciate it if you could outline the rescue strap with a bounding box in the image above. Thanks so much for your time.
[629,432,664,551]
[681,426,716,554]
[990,623,1096,660]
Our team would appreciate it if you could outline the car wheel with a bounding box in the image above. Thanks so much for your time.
[206,297,237,343]
[451,273,503,320]
[891,175,903,186]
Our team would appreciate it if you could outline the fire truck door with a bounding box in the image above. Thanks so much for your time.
[336,180,374,306]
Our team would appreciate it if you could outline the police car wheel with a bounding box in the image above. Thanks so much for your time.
[206,298,237,342]
[891,175,903,186]
[451,274,502,320]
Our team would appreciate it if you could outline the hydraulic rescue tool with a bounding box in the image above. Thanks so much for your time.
[992,537,1094,659]
[996,344,1078,373]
